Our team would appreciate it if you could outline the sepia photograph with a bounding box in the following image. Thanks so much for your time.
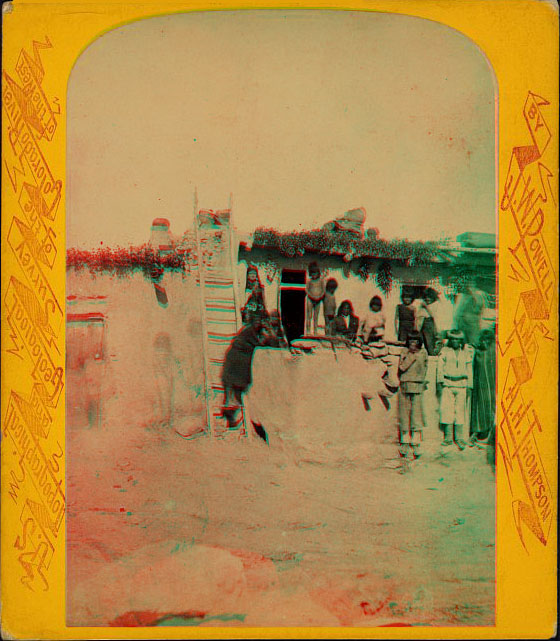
[64,10,498,628]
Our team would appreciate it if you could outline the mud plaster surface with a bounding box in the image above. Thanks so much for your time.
[67,350,495,627]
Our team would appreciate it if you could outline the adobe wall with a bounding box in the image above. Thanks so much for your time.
[247,346,442,465]
[66,269,206,433]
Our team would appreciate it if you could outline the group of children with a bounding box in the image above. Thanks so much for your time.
[396,327,496,460]
[306,261,386,344]
[305,261,445,356]
[232,262,495,457]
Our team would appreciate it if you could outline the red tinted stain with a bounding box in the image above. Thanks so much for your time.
[110,610,160,627]
[67,312,105,322]
[360,599,389,616]
[110,610,207,627]
[379,623,413,627]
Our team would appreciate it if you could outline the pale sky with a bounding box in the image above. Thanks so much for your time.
[67,10,496,248]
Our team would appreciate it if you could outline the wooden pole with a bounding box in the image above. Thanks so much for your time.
[194,188,213,437]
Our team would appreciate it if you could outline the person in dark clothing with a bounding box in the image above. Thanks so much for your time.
[221,313,265,427]
[395,289,416,344]
[241,265,266,324]
[334,300,359,342]
[416,287,440,355]
[263,310,289,348]
[469,328,496,446]
[323,278,339,336]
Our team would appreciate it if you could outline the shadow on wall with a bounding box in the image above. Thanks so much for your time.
[153,332,173,428]
[66,314,106,429]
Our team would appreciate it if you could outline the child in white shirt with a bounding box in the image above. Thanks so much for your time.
[359,296,386,343]
[437,329,474,450]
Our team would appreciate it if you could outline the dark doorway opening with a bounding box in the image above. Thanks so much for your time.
[280,289,306,343]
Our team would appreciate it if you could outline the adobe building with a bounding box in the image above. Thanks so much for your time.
[66,209,496,441]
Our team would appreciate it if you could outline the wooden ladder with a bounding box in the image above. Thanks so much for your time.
[195,204,248,438]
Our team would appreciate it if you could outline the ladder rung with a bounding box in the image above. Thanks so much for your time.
[207,329,237,336]
[205,304,236,309]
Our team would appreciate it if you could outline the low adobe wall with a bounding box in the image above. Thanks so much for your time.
[246,346,441,464]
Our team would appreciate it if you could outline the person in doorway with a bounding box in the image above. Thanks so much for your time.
[395,288,416,344]
[334,300,359,342]
[397,332,428,459]
[323,278,338,336]
[242,265,265,324]
[305,261,326,335]
[469,328,496,447]
[436,329,473,450]
[221,312,266,428]
[358,296,386,344]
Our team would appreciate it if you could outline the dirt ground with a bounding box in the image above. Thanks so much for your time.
[67,362,495,628]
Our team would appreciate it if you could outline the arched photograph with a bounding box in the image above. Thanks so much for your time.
[66,10,497,627]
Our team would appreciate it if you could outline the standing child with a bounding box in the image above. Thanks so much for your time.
[395,289,416,343]
[323,278,338,336]
[436,329,473,450]
[398,332,428,459]
[415,288,440,355]
[359,296,386,343]
[305,261,326,335]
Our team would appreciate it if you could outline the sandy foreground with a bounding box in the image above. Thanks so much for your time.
[67,350,495,627]
[67,372,495,628]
